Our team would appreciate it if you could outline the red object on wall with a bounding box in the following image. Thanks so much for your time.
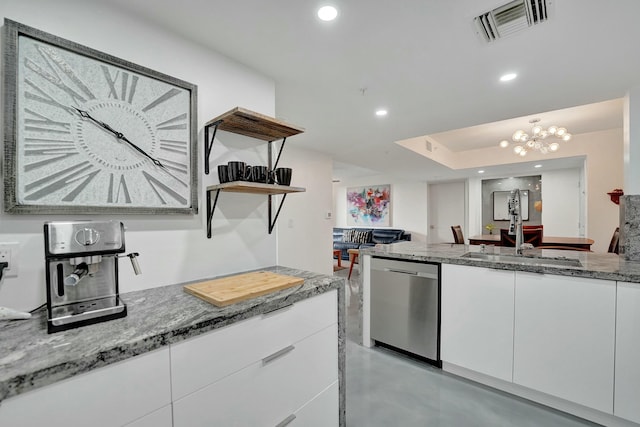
[607,189,624,205]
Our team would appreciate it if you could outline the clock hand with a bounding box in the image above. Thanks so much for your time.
[72,107,121,138]
[72,106,166,168]
[118,134,165,168]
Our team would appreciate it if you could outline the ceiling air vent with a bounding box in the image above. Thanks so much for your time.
[474,0,550,43]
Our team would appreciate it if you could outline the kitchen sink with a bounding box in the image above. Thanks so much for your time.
[461,252,583,268]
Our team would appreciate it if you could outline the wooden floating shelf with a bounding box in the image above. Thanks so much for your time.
[205,107,304,142]
[207,181,306,195]
[203,107,305,237]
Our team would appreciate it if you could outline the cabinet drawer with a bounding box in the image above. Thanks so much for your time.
[171,290,337,400]
[287,380,339,426]
[124,405,173,427]
[173,324,338,427]
[0,348,171,427]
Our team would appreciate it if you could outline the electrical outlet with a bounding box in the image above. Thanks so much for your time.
[0,242,20,278]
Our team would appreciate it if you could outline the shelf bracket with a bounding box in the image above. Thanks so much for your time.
[206,189,222,238]
[272,137,287,171]
[268,193,288,234]
[204,120,222,175]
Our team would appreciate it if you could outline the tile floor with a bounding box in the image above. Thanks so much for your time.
[335,266,598,427]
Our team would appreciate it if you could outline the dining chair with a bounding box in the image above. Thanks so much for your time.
[500,228,543,247]
[608,227,620,254]
[451,225,465,244]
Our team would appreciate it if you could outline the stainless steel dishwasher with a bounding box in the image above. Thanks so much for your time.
[370,257,441,366]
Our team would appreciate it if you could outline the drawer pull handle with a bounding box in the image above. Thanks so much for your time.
[275,414,296,427]
[262,303,294,318]
[262,345,295,365]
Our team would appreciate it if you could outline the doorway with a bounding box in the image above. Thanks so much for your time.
[427,181,466,244]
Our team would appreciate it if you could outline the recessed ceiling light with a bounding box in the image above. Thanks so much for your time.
[318,6,338,21]
[375,109,388,117]
[478,170,485,174]
[534,164,542,168]
[500,73,517,82]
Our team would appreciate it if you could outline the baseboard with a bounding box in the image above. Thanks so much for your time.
[442,362,639,427]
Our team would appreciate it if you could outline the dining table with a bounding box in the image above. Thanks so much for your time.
[468,234,595,250]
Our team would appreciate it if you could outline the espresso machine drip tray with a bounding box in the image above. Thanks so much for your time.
[50,296,126,327]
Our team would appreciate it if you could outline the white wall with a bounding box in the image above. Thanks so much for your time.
[427,181,466,243]
[276,146,334,275]
[0,0,330,312]
[581,129,624,252]
[541,168,582,237]
[624,87,640,193]
[333,175,428,242]
[467,178,483,238]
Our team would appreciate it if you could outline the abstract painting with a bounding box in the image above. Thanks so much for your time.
[347,185,391,226]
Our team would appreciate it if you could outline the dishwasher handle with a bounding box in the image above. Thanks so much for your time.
[382,268,438,279]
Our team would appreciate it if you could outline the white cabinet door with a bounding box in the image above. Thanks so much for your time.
[441,264,515,381]
[614,282,640,423]
[513,272,615,413]
[0,348,171,427]
[173,325,338,427]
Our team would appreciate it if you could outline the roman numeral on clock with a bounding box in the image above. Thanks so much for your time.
[156,113,187,131]
[142,88,181,112]
[159,139,188,155]
[142,171,187,205]
[24,108,71,134]
[24,79,74,115]
[24,162,99,202]
[24,44,96,105]
[107,173,132,204]
[102,66,139,104]
[24,143,79,172]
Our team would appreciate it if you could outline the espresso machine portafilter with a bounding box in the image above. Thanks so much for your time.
[44,220,141,334]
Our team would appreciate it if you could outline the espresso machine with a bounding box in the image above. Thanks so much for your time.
[44,220,141,334]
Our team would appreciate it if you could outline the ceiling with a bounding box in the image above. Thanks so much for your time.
[105,0,639,182]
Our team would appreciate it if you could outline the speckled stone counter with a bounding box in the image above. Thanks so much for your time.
[360,241,640,283]
[0,265,345,425]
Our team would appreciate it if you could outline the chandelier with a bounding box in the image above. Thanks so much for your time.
[499,118,572,156]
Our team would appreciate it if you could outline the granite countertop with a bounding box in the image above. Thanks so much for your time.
[0,266,343,403]
[360,241,640,283]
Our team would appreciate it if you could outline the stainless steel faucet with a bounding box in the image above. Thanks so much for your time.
[508,189,525,255]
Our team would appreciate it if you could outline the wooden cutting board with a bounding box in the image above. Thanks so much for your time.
[183,271,304,307]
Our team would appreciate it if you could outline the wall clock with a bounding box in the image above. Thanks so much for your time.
[3,19,198,214]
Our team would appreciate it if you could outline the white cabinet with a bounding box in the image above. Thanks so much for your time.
[513,272,615,413]
[0,348,172,427]
[0,290,340,427]
[290,381,339,426]
[614,282,640,423]
[125,406,173,427]
[441,264,515,381]
[171,290,339,426]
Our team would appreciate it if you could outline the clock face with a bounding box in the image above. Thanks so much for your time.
[5,22,197,214]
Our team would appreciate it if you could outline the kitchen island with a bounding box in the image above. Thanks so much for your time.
[359,242,640,427]
[0,266,345,427]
